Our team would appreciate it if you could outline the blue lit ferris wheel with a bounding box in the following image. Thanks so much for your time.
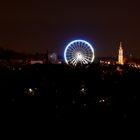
[64,39,95,66]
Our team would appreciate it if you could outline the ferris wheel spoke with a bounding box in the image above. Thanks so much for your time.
[67,57,77,64]
[68,47,75,53]
[85,56,92,61]
[70,58,77,65]
[85,56,92,60]
[81,58,88,64]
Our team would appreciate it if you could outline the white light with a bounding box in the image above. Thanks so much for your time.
[76,52,83,61]
[81,88,85,91]
[29,88,33,93]
[99,99,105,103]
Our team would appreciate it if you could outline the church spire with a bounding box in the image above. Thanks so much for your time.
[118,42,124,65]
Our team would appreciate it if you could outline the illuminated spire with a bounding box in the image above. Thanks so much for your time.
[118,42,124,65]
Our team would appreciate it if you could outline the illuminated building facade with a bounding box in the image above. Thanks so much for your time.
[118,42,124,65]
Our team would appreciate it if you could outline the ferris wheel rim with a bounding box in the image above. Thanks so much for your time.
[64,39,95,65]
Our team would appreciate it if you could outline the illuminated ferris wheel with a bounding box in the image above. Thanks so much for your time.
[64,39,95,66]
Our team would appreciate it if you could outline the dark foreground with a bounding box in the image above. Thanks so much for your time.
[0,63,140,131]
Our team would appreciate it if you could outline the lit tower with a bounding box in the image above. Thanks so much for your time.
[118,42,124,65]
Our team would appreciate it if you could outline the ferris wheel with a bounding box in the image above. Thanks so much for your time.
[64,39,95,66]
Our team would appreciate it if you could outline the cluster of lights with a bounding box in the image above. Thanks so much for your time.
[24,88,39,96]
[128,64,140,69]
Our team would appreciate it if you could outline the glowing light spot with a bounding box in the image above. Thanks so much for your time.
[76,52,83,61]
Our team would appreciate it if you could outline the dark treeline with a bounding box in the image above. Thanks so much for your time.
[0,63,140,128]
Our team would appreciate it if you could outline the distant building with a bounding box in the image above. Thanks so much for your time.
[118,42,124,65]
[48,52,57,64]
[99,57,116,65]
[30,60,43,64]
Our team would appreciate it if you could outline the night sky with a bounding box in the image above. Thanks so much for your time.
[0,0,140,57]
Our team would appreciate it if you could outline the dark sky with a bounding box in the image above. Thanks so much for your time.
[0,0,140,57]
